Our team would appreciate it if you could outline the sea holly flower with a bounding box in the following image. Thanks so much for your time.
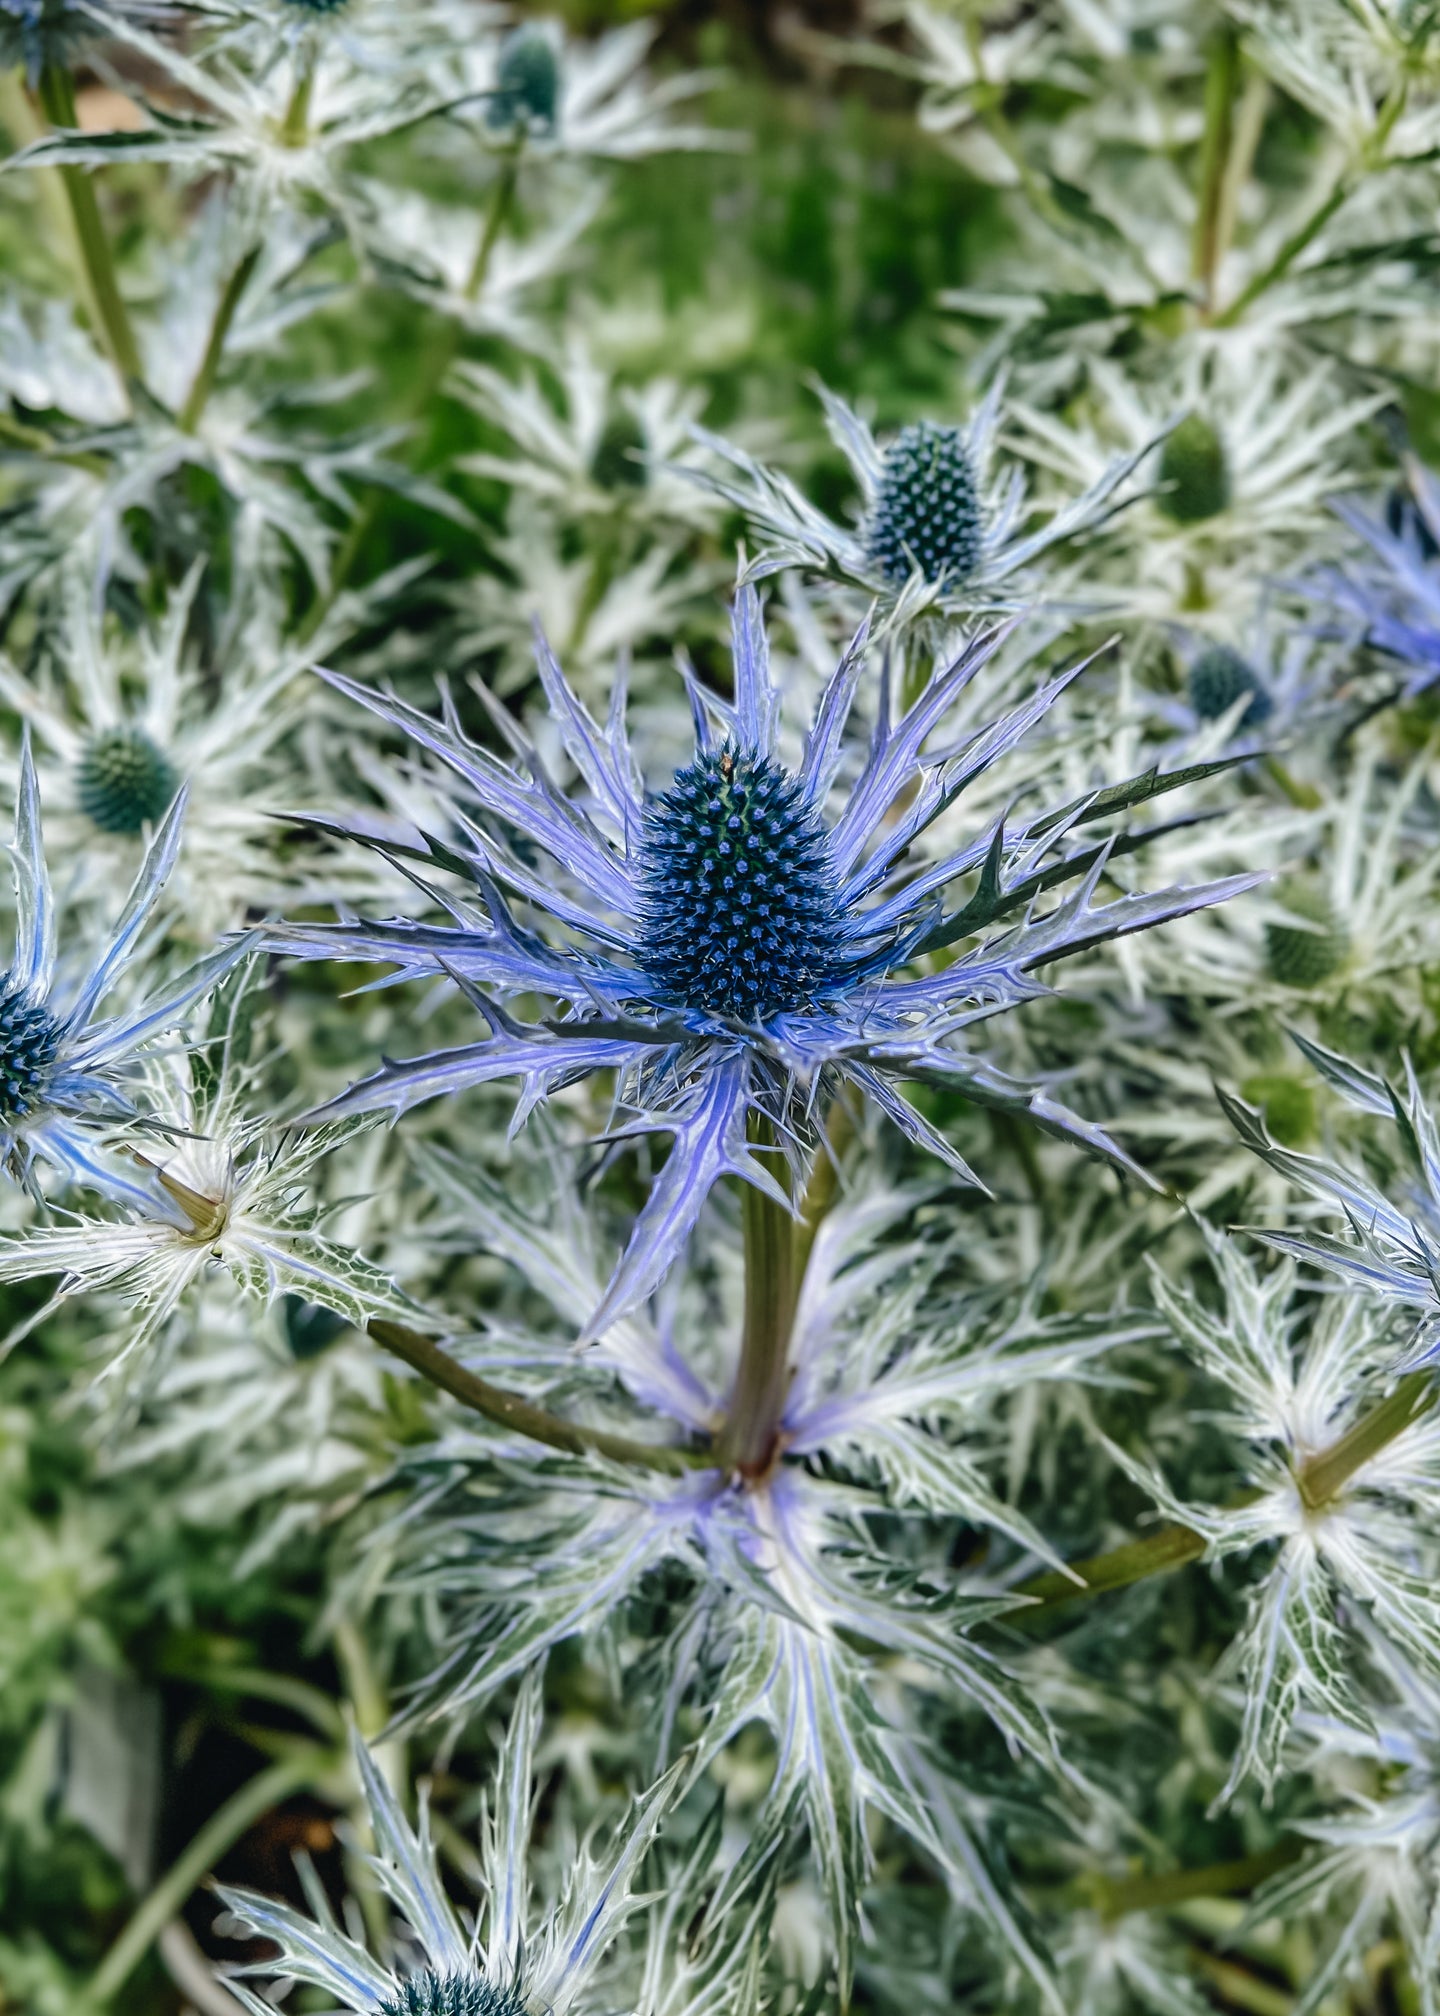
[0,969,423,1373]
[364,1144,1152,2003]
[682,381,1151,626]
[216,1682,756,2016]
[1258,1631,1440,2016]
[274,590,1251,1333]
[1106,1223,1440,1802]
[0,738,241,1203]
[1311,459,1440,696]
[1225,1036,1440,1353]
[1007,350,1386,624]
[0,556,411,932]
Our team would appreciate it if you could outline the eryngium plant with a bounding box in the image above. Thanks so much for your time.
[5,1,1440,2012]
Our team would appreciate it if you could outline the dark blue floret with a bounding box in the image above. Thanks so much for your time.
[487,28,559,131]
[865,421,983,586]
[0,973,61,1126]
[284,0,349,11]
[375,1975,528,2016]
[1187,646,1272,729]
[638,744,850,1020]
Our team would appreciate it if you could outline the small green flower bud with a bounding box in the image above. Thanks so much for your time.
[1264,881,1349,989]
[76,727,179,836]
[1158,413,1230,525]
[1239,1072,1317,1148]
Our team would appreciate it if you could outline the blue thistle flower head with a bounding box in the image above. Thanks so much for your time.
[487,26,559,132]
[0,738,242,1203]
[376,1975,528,2016]
[274,591,1250,1334]
[639,742,849,1018]
[865,420,984,586]
[76,726,179,836]
[0,977,62,1125]
[1187,646,1272,728]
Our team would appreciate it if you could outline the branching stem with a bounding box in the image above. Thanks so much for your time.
[1015,1368,1435,1618]
[179,244,262,433]
[368,1318,713,1474]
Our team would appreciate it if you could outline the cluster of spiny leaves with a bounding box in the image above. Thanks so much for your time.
[5,3,1440,2015]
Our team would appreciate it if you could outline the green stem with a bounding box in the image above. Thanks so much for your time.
[178,244,262,433]
[1297,1367,1433,1510]
[281,40,317,148]
[721,1119,798,1476]
[1015,1369,1436,1619]
[1192,27,1239,305]
[368,1319,713,1474]
[298,145,522,641]
[1215,81,1407,327]
[1094,1838,1303,1919]
[84,1748,329,2008]
[35,65,142,384]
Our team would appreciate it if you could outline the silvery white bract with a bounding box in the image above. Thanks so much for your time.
[0,979,422,1374]
[274,588,1250,1332]
[370,1146,1150,1999]
[218,1681,761,2016]
[683,380,1153,629]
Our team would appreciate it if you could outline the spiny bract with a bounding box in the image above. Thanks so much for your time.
[0,976,61,1125]
[1187,645,1272,727]
[76,727,179,835]
[1159,412,1230,524]
[488,29,559,131]
[865,419,983,585]
[375,1975,529,2016]
[638,742,849,1019]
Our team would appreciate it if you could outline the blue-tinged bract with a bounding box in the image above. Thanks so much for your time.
[76,725,179,836]
[0,739,243,1202]
[273,589,1250,1331]
[866,420,984,586]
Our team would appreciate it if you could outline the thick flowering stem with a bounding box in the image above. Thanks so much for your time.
[300,143,522,638]
[179,243,262,433]
[1191,26,1238,308]
[368,1318,712,1474]
[35,64,142,385]
[1015,1368,1436,1619]
[722,1119,799,1477]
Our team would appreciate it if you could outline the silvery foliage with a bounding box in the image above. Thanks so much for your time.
[5,0,1440,2012]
